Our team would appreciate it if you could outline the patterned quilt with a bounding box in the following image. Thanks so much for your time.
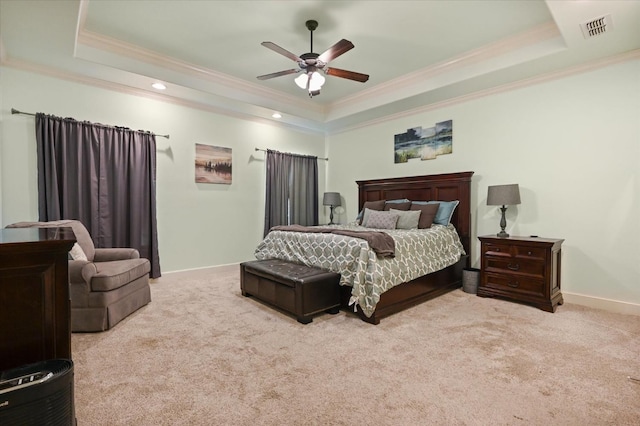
[254,223,466,318]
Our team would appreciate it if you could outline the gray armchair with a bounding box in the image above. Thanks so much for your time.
[7,220,151,332]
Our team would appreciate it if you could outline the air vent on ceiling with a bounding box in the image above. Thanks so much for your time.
[580,14,613,39]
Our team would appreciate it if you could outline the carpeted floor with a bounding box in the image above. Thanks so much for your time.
[72,264,640,425]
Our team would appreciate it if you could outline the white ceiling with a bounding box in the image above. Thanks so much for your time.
[1,0,639,134]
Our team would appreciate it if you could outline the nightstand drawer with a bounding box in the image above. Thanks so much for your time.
[484,256,545,277]
[482,242,511,257]
[478,235,564,313]
[484,272,545,296]
[482,243,547,261]
[514,245,547,260]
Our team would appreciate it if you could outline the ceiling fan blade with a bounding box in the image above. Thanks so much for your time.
[257,69,300,80]
[318,39,354,63]
[261,42,302,62]
[325,67,369,83]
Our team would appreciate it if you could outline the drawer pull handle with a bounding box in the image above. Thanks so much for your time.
[507,281,520,288]
[507,263,520,271]
[494,248,501,252]
[527,251,533,256]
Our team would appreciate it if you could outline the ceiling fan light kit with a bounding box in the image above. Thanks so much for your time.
[294,71,325,91]
[257,19,369,98]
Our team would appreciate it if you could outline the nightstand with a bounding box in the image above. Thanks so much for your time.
[477,235,564,312]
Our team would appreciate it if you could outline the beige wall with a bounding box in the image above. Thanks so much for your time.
[0,67,326,272]
[327,59,640,307]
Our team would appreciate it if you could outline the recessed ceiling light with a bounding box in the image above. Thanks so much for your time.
[272,113,282,119]
[151,82,166,90]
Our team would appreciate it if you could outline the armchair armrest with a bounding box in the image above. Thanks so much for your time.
[94,248,140,261]
[69,259,94,285]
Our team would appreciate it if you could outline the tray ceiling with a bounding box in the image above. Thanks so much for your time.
[1,0,639,134]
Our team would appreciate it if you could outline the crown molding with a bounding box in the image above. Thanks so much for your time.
[327,22,563,115]
[75,29,325,118]
[327,49,640,135]
[0,56,325,136]
[4,44,637,137]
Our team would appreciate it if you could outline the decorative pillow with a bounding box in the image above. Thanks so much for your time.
[384,199,411,211]
[412,200,459,225]
[410,203,440,228]
[389,208,421,229]
[69,242,88,261]
[356,200,386,223]
[364,210,399,229]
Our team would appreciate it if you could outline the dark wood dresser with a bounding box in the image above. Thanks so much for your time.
[478,235,564,312]
[0,227,76,371]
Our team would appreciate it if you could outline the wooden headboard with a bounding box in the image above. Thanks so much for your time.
[357,171,474,260]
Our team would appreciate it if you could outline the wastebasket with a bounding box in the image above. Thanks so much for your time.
[462,268,480,294]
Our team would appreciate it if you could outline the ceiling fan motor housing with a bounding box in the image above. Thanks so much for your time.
[300,52,322,69]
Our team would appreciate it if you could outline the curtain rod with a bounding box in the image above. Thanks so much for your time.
[254,147,328,161]
[11,108,170,139]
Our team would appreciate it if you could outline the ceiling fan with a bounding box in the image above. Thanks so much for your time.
[257,20,369,98]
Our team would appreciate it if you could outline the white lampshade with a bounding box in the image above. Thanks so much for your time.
[295,72,325,91]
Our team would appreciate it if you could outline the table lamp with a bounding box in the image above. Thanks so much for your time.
[323,192,341,225]
[487,184,521,238]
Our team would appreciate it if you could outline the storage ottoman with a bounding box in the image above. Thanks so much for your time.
[240,259,341,324]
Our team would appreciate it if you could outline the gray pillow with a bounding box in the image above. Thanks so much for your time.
[356,200,386,223]
[364,210,399,229]
[389,208,421,229]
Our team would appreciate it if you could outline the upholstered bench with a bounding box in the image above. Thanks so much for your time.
[240,259,341,324]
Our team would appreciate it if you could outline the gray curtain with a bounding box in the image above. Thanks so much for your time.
[35,113,161,278]
[264,150,318,236]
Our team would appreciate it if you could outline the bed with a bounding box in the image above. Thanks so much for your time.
[255,171,474,324]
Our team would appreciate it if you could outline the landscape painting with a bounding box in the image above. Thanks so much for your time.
[195,144,232,184]
[394,119,453,163]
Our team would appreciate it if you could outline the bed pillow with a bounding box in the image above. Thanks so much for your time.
[364,210,399,229]
[389,208,421,229]
[356,200,386,223]
[384,199,411,211]
[361,207,384,227]
[412,200,459,225]
[410,203,440,228]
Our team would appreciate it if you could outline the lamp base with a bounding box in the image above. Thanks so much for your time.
[328,206,335,225]
[497,205,509,238]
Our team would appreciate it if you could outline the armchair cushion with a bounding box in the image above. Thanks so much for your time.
[88,258,150,292]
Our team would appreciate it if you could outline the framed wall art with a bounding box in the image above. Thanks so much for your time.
[195,143,232,184]
[394,119,452,163]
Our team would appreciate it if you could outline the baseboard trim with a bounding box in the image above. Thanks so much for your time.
[155,263,240,278]
[563,292,640,316]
